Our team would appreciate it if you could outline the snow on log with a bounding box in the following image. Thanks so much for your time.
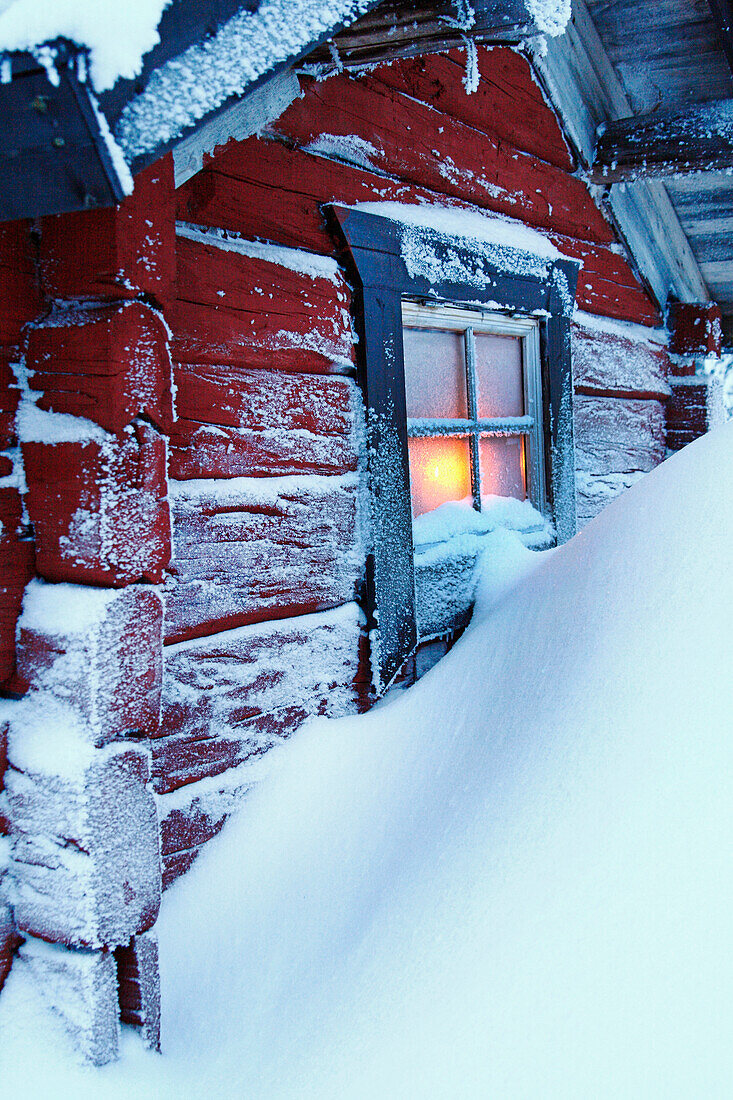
[39,157,176,305]
[0,362,20,449]
[574,394,666,525]
[114,932,160,1052]
[0,486,34,685]
[373,48,573,172]
[24,302,173,435]
[169,363,361,479]
[4,722,160,949]
[272,72,612,244]
[165,474,365,643]
[170,231,355,374]
[22,420,170,587]
[666,380,711,451]
[17,936,120,1065]
[158,769,256,887]
[571,315,671,399]
[0,220,40,358]
[155,602,369,794]
[16,581,163,744]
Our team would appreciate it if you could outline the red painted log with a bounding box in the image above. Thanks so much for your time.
[0,486,34,685]
[39,157,176,305]
[16,582,163,743]
[373,47,573,171]
[272,71,612,243]
[169,419,359,479]
[179,139,650,328]
[551,235,660,326]
[571,319,670,399]
[165,474,363,643]
[666,381,710,450]
[668,302,723,358]
[23,422,170,587]
[115,933,160,1051]
[169,362,360,478]
[0,219,40,355]
[0,361,21,450]
[170,234,355,373]
[25,302,173,435]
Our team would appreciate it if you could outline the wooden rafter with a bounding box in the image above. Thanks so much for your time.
[592,99,733,183]
[707,0,733,76]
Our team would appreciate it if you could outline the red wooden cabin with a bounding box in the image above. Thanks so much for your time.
[0,0,730,1062]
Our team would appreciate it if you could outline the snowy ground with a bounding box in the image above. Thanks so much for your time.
[2,422,732,1098]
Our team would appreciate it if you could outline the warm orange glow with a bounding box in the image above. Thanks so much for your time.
[408,437,472,517]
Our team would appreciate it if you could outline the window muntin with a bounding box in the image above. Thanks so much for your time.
[402,301,546,520]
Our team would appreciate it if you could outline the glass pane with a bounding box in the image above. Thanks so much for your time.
[408,436,472,517]
[403,327,468,418]
[474,333,524,418]
[479,435,527,501]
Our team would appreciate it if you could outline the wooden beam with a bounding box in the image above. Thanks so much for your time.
[531,0,709,306]
[707,0,733,76]
[592,99,733,183]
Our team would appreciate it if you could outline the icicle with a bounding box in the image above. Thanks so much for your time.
[328,41,344,74]
[461,35,479,95]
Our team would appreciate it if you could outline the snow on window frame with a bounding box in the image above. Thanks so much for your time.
[328,203,580,695]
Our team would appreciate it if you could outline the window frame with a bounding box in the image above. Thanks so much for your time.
[402,300,547,517]
[328,204,580,692]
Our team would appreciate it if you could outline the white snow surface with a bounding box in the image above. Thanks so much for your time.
[0,0,171,91]
[175,221,343,282]
[2,423,733,1093]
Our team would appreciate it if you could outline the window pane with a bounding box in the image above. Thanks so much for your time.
[408,436,472,517]
[403,327,468,418]
[479,435,527,501]
[474,333,524,418]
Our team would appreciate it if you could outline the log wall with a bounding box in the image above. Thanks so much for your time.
[0,44,675,1053]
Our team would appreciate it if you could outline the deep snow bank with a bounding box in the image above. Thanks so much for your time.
[2,423,732,1098]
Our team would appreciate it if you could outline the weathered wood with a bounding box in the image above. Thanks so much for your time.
[534,0,711,306]
[16,582,163,744]
[114,932,160,1051]
[307,0,537,70]
[592,100,733,183]
[552,234,659,325]
[574,392,666,525]
[39,157,176,305]
[155,603,368,794]
[25,302,173,435]
[23,423,170,588]
[571,318,670,399]
[0,487,34,685]
[169,363,361,479]
[180,136,651,324]
[165,474,364,643]
[0,899,16,992]
[273,72,613,243]
[171,233,355,373]
[708,0,733,75]
[5,736,160,949]
[668,302,724,356]
[172,69,301,186]
[18,937,120,1065]
[371,48,573,170]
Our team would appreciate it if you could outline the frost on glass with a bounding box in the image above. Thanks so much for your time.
[475,334,524,419]
[403,327,467,419]
[479,436,526,500]
[408,437,472,518]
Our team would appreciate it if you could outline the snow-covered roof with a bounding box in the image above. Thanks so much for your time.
[0,0,573,220]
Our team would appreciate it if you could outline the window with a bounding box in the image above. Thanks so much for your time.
[402,301,546,520]
[329,204,579,692]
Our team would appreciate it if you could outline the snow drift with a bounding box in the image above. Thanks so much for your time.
[2,422,732,1097]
